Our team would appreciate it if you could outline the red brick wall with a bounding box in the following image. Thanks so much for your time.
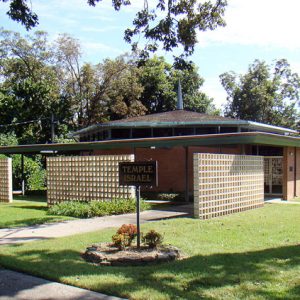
[93,145,241,193]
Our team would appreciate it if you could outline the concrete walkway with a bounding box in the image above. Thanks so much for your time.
[0,205,192,245]
[0,269,125,300]
[265,199,300,204]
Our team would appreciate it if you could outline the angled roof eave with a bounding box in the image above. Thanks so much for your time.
[247,121,297,134]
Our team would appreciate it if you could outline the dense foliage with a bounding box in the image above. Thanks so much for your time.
[139,56,217,114]
[2,0,227,68]
[48,199,150,218]
[220,59,300,129]
[0,133,45,190]
[112,224,138,249]
[142,229,163,248]
[0,29,216,145]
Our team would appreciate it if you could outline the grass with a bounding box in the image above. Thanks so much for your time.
[0,204,300,299]
[290,197,300,203]
[0,195,73,228]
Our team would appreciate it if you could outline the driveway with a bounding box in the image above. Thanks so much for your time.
[0,204,192,245]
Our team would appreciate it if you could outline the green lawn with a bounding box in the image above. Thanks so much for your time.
[290,197,300,203]
[0,195,73,228]
[0,204,300,299]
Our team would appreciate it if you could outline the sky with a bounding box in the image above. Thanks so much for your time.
[1,0,300,110]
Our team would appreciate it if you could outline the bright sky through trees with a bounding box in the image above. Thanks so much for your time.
[1,0,300,109]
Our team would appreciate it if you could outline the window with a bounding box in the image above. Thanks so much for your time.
[153,128,172,137]
[220,127,238,133]
[174,127,194,136]
[111,129,131,139]
[195,127,217,135]
[132,128,152,138]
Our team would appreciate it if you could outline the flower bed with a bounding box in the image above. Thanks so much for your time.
[82,223,184,266]
[82,243,183,266]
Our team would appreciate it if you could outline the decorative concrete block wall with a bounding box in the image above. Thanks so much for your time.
[0,157,13,203]
[194,153,264,219]
[47,155,135,205]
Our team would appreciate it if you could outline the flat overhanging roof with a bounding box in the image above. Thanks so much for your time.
[72,110,298,136]
[0,132,300,155]
[73,120,297,136]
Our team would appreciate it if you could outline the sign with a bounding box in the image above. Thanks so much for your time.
[119,161,158,187]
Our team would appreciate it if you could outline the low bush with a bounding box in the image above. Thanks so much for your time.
[111,233,127,250]
[142,229,163,248]
[48,198,150,218]
[141,192,185,202]
[117,224,137,240]
[48,201,91,218]
[112,224,138,249]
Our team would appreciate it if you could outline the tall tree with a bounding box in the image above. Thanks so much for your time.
[88,54,146,123]
[139,56,217,114]
[54,34,88,128]
[0,29,71,143]
[220,59,300,129]
[2,0,227,68]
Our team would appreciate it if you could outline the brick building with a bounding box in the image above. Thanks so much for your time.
[1,105,299,202]
[72,107,299,201]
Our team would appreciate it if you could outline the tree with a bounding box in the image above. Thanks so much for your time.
[2,0,38,30]
[0,132,45,191]
[0,29,70,143]
[220,59,300,129]
[54,34,89,128]
[88,54,146,123]
[55,35,146,127]
[2,0,227,68]
[139,56,217,114]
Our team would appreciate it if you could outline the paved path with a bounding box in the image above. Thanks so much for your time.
[265,199,300,204]
[0,269,125,300]
[0,205,191,245]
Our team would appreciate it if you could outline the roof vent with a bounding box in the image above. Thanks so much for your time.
[177,80,183,110]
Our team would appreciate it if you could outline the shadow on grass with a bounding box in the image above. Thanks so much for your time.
[13,195,47,203]
[0,217,66,229]
[1,244,300,299]
[16,205,48,212]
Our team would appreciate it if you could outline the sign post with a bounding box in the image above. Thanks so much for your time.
[135,185,141,248]
[119,161,158,249]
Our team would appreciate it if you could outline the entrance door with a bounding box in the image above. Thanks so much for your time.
[264,156,283,195]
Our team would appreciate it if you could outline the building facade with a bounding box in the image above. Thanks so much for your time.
[72,109,300,201]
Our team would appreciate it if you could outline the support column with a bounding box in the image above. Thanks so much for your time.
[21,154,25,196]
[185,146,189,202]
[283,147,295,200]
[295,148,300,197]
[51,113,55,143]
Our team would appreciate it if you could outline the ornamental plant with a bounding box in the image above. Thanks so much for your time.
[142,230,163,248]
[112,233,127,250]
[112,224,137,250]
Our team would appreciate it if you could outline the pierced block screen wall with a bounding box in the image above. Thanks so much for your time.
[0,158,12,203]
[194,153,264,219]
[47,155,135,205]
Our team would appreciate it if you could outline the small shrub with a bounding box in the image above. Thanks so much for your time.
[143,230,163,248]
[48,201,91,218]
[48,198,150,218]
[157,193,181,201]
[141,192,184,202]
[117,224,137,243]
[112,233,127,250]
[112,224,137,249]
